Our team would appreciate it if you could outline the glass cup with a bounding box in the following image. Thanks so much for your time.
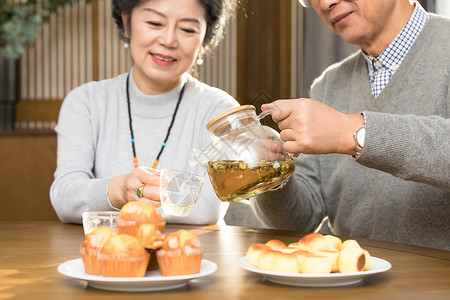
[82,211,120,235]
[159,169,205,217]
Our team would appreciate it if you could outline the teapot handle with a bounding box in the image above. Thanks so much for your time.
[257,109,300,161]
[267,179,290,191]
[291,153,300,159]
[257,109,272,121]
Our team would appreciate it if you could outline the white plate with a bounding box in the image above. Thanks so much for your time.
[58,258,217,292]
[238,256,391,287]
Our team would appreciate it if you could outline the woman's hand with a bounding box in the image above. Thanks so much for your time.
[108,167,161,209]
[261,99,364,155]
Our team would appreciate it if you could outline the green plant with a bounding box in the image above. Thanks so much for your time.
[0,0,79,59]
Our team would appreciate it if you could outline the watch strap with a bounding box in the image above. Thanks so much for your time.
[353,123,365,159]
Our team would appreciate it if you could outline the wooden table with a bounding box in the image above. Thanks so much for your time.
[1,222,449,299]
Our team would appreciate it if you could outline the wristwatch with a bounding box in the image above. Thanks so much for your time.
[353,122,365,159]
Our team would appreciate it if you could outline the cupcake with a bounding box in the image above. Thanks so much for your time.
[137,223,164,271]
[156,229,203,276]
[117,201,166,237]
[80,227,118,275]
[99,234,150,277]
[137,223,164,249]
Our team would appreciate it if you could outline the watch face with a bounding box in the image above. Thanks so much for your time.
[357,128,366,147]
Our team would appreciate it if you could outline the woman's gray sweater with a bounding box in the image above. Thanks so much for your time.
[50,71,239,225]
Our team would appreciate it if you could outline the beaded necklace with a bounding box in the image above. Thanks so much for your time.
[126,73,186,169]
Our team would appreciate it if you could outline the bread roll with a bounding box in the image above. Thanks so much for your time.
[288,241,301,248]
[254,247,304,273]
[265,239,286,251]
[291,249,311,260]
[339,239,361,251]
[272,252,302,273]
[246,243,271,267]
[324,235,342,251]
[316,250,339,272]
[266,240,300,253]
[300,254,332,274]
[362,250,371,271]
[279,247,302,254]
[338,245,365,273]
[257,249,280,272]
[291,233,329,253]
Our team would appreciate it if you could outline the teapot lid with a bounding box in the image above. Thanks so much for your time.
[206,105,257,136]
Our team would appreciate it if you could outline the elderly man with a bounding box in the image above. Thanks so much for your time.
[252,0,450,250]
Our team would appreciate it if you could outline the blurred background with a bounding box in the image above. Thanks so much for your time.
[0,0,448,222]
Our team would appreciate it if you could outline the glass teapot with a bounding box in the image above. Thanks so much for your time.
[189,105,298,202]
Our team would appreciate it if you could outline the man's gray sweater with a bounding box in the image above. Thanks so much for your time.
[253,14,450,250]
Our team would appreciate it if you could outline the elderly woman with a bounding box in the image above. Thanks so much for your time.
[51,0,239,225]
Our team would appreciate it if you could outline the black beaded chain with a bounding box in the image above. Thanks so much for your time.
[126,73,186,168]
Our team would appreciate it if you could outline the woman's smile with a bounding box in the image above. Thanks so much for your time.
[151,52,177,66]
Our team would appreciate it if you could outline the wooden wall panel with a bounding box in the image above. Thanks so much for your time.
[0,133,59,221]
[236,0,292,129]
[16,0,237,130]
[198,11,237,98]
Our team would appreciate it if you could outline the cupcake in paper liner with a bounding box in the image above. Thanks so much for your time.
[99,234,150,277]
[137,223,164,271]
[156,229,203,276]
[117,201,166,237]
[80,227,118,275]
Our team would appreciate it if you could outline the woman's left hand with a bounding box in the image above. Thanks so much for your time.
[108,167,161,209]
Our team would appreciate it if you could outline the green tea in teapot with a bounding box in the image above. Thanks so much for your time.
[207,159,295,202]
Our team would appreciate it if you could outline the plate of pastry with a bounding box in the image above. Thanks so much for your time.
[65,203,214,292]
[58,258,217,292]
[240,233,392,287]
[238,256,391,287]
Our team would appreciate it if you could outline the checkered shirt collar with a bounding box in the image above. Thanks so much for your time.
[363,3,429,76]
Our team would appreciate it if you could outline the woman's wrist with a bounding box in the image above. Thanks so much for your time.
[108,175,127,209]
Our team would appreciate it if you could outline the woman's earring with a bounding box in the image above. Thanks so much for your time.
[123,42,129,49]
[196,54,204,66]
